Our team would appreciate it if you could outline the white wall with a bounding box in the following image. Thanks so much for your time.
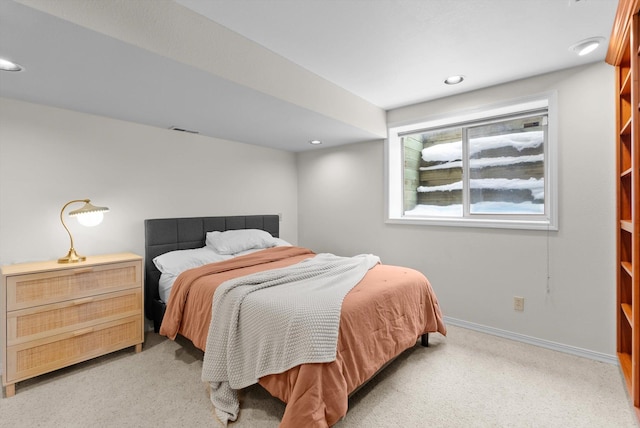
[297,62,616,357]
[0,98,298,265]
[0,61,616,360]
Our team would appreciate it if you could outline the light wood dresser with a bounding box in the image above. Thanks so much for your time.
[1,253,143,397]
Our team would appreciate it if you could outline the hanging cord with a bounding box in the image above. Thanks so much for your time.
[546,223,551,294]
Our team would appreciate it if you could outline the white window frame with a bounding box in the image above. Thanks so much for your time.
[385,92,558,230]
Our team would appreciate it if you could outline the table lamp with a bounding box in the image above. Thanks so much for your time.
[58,199,109,263]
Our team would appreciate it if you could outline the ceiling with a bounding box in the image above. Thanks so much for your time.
[0,0,618,152]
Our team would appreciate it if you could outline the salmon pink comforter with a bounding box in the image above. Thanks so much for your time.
[159,246,446,427]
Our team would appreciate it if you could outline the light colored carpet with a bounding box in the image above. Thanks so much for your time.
[0,325,636,428]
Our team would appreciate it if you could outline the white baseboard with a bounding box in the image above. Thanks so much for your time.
[443,316,618,365]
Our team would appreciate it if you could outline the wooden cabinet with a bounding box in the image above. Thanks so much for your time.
[1,253,143,397]
[607,0,640,419]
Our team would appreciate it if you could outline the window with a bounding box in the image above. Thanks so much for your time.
[386,93,557,230]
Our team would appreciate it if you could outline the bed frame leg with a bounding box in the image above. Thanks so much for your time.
[421,333,429,347]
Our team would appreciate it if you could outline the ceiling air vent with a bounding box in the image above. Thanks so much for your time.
[169,126,199,134]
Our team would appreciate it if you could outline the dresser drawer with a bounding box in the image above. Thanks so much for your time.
[5,315,142,384]
[7,289,142,346]
[6,261,140,311]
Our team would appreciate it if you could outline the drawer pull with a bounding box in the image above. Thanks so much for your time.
[72,297,94,306]
[72,327,94,337]
[72,268,95,275]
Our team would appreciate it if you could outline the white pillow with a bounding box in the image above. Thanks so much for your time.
[206,229,277,255]
[233,237,292,255]
[272,237,292,247]
[153,246,231,276]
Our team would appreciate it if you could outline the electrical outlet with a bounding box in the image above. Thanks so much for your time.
[514,296,525,311]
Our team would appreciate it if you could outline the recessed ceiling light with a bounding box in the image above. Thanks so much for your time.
[0,58,23,72]
[569,37,604,56]
[309,140,322,145]
[444,75,464,85]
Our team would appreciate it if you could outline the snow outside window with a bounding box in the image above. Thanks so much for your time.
[386,94,557,230]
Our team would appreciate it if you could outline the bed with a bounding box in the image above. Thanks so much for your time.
[144,215,446,427]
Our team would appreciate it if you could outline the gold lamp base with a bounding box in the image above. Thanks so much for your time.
[58,248,86,264]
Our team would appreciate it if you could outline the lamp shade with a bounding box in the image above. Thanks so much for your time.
[69,201,109,226]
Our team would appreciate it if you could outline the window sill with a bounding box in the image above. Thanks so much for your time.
[385,216,558,231]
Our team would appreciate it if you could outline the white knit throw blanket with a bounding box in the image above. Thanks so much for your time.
[201,252,380,425]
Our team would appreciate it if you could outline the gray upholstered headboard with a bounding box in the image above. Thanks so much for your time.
[144,215,279,331]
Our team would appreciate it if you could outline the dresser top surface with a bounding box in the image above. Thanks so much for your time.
[1,253,142,276]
